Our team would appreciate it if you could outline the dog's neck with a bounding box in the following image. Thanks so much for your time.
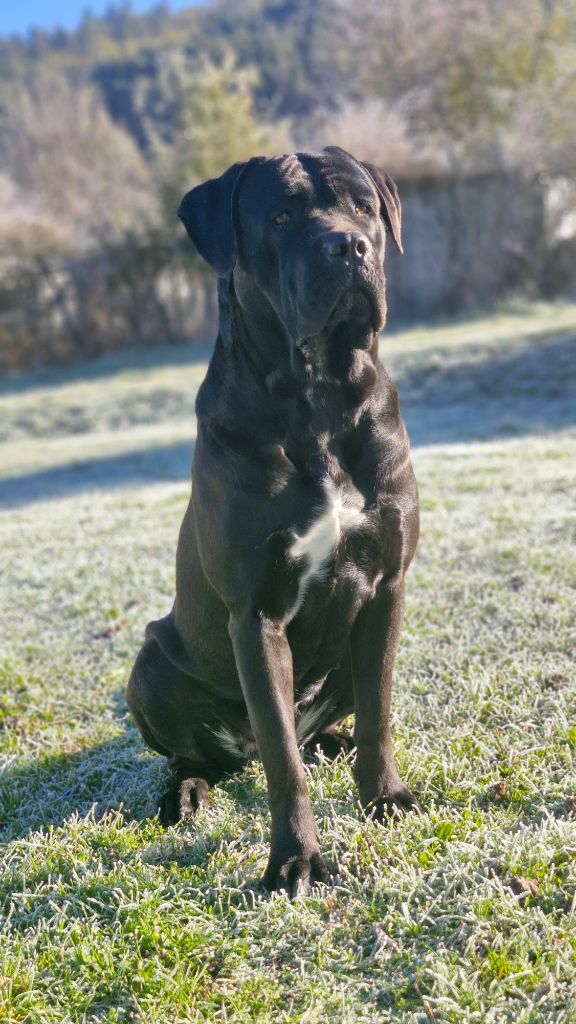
[195,277,396,468]
[221,276,380,406]
[196,326,402,497]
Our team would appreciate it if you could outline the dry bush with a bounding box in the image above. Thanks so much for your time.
[307,97,449,178]
[3,78,154,247]
[0,62,285,371]
[0,79,185,370]
[338,0,576,177]
[0,234,213,373]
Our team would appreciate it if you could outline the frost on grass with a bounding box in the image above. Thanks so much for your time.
[1,303,576,1023]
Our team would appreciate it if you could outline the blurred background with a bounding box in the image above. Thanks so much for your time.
[1,0,576,372]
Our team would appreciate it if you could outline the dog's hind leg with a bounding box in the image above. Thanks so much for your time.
[303,728,354,761]
[127,633,233,825]
[158,755,227,825]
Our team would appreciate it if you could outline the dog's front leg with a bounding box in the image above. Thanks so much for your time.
[351,578,418,820]
[229,613,329,896]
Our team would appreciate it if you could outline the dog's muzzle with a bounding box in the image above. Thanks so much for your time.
[321,230,370,264]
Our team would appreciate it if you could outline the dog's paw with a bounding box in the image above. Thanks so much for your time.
[263,850,330,899]
[305,730,355,761]
[158,777,210,826]
[365,785,420,823]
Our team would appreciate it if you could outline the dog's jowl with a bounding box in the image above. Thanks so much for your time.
[127,146,420,896]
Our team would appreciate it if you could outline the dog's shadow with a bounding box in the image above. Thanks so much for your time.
[0,701,274,901]
[0,690,269,858]
[0,689,340,898]
[2,748,271,925]
[0,735,153,844]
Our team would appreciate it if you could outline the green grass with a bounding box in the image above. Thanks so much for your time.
[1,301,576,1022]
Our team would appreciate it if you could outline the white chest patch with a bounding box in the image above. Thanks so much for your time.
[287,481,365,621]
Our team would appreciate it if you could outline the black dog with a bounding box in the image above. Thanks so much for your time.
[127,146,419,896]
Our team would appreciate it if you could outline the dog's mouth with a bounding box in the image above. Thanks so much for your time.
[296,285,378,353]
[325,287,374,330]
[295,285,381,378]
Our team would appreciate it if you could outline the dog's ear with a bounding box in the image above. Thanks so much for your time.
[178,158,264,275]
[360,161,403,255]
[323,146,403,255]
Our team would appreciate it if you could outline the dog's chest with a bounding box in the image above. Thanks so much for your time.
[286,478,368,623]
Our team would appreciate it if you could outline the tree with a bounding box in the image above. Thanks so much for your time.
[159,51,290,222]
[341,0,576,174]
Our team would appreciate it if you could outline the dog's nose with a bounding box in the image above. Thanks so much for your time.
[321,231,369,262]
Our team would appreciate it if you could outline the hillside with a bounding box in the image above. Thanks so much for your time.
[0,0,354,152]
[2,0,575,164]
[1,0,576,371]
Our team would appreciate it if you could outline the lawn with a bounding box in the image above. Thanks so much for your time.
[1,301,575,1023]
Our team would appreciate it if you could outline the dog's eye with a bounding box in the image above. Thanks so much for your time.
[272,211,291,228]
[355,202,374,217]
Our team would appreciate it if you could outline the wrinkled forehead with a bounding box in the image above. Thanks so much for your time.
[237,150,376,215]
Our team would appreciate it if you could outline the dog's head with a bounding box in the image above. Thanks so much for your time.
[178,147,402,357]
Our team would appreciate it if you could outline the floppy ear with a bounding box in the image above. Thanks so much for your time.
[360,160,403,255]
[323,146,403,254]
[178,158,264,275]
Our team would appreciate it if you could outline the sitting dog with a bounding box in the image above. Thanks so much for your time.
[127,146,420,896]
